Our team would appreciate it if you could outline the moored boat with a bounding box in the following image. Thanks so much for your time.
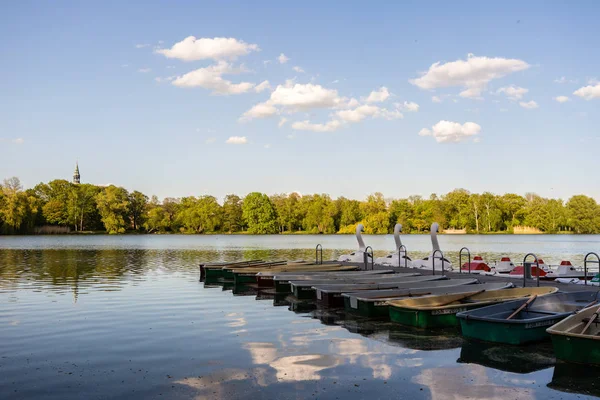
[388,287,558,329]
[542,260,595,280]
[290,273,426,300]
[271,270,395,293]
[458,291,600,345]
[509,258,550,278]
[547,303,600,365]
[313,278,479,308]
[344,282,514,319]
[461,255,491,273]
[202,260,267,280]
[492,257,516,274]
[232,263,353,284]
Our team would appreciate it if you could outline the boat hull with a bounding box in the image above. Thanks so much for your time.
[460,316,562,345]
[550,334,600,365]
[343,296,389,318]
[389,304,486,328]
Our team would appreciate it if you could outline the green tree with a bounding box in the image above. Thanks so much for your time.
[0,177,33,232]
[222,194,244,233]
[498,193,527,230]
[242,192,278,234]
[95,186,130,234]
[128,190,149,230]
[566,195,600,234]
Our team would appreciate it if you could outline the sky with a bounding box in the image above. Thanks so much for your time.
[1,1,599,202]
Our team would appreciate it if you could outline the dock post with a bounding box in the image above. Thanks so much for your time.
[522,253,540,288]
[315,244,323,265]
[584,252,600,286]
[459,247,471,274]
[364,246,374,270]
[398,245,408,268]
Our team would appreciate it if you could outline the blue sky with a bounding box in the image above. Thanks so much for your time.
[1,1,599,202]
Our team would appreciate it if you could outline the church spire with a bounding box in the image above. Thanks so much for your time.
[73,162,80,184]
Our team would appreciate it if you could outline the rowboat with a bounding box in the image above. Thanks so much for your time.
[201,260,265,280]
[458,291,600,345]
[289,273,427,301]
[232,264,356,285]
[547,303,600,365]
[343,282,514,319]
[313,278,479,308]
[271,270,395,293]
[222,260,311,280]
[388,287,558,329]
[255,266,373,287]
[215,261,288,280]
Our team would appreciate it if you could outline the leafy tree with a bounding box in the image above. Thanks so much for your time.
[566,195,600,234]
[95,186,130,234]
[222,194,244,233]
[0,178,32,232]
[242,192,278,234]
[128,190,149,231]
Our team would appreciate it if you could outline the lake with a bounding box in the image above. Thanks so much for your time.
[2,234,600,399]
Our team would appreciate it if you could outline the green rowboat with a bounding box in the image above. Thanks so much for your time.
[388,287,558,329]
[547,303,600,365]
[343,282,514,319]
[458,291,600,345]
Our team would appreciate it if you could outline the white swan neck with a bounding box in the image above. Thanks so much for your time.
[393,224,402,249]
[431,223,440,252]
[356,224,366,251]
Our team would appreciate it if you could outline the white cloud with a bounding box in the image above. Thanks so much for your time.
[418,120,481,143]
[254,80,271,93]
[331,79,340,84]
[573,83,600,100]
[240,102,278,120]
[278,53,290,64]
[263,60,272,66]
[291,120,342,132]
[292,66,305,73]
[554,96,570,103]
[336,105,403,123]
[138,68,151,73]
[226,136,248,144]
[410,54,529,99]
[287,133,296,140]
[497,85,528,100]
[400,101,419,112]
[172,61,255,94]
[554,76,578,84]
[264,144,271,149]
[156,36,259,61]
[12,138,24,144]
[242,82,342,120]
[432,96,442,103]
[365,87,390,103]
[166,65,176,69]
[135,43,150,49]
[278,117,288,128]
[205,137,216,144]
[121,64,129,68]
[519,100,539,109]
[269,83,341,110]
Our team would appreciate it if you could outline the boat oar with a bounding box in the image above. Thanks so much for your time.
[581,304,600,334]
[506,295,537,320]
[435,290,486,307]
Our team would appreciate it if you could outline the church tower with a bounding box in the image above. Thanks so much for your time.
[73,162,80,184]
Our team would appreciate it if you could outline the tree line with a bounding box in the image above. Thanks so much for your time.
[1,177,599,235]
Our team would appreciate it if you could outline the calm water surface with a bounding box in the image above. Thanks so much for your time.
[2,235,600,399]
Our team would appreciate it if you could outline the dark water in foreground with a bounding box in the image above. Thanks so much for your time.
[2,236,600,399]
